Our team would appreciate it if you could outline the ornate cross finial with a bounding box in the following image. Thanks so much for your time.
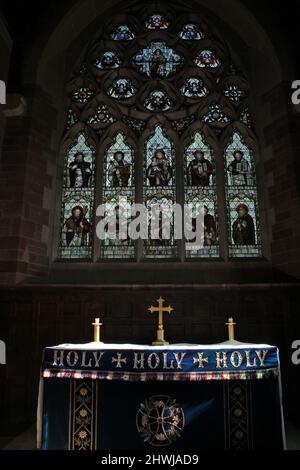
[148,296,174,346]
[226,317,236,341]
[92,318,103,343]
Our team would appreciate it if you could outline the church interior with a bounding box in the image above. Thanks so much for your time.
[0,0,300,452]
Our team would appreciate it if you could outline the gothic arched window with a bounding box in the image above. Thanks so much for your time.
[59,5,262,261]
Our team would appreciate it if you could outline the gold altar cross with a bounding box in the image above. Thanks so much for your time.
[92,317,103,343]
[148,296,174,346]
[226,317,236,341]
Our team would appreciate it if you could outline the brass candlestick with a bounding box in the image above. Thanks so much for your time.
[92,318,103,343]
[226,317,236,341]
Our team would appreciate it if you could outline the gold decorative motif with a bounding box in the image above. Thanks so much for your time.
[70,380,97,450]
[136,395,185,446]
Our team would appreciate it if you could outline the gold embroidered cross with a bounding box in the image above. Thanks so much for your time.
[148,297,174,346]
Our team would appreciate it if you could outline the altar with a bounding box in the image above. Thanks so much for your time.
[37,341,286,450]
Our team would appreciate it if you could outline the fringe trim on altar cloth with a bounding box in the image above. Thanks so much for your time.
[42,367,279,382]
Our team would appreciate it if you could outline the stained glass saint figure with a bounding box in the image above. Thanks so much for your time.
[232,203,256,245]
[227,150,251,186]
[109,151,132,187]
[69,152,92,188]
[146,149,173,187]
[187,150,213,187]
[133,42,183,78]
[62,205,91,247]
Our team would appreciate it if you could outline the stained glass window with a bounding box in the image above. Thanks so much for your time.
[184,132,219,258]
[194,50,221,68]
[107,79,137,99]
[60,6,262,262]
[133,42,183,78]
[111,25,135,41]
[224,132,261,258]
[59,133,95,259]
[181,78,209,98]
[145,14,169,30]
[101,132,135,259]
[144,90,173,112]
[94,51,121,69]
[179,24,204,40]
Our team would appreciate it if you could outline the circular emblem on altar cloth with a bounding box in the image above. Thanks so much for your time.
[136,395,185,446]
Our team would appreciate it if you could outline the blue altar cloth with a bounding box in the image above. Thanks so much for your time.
[37,341,286,450]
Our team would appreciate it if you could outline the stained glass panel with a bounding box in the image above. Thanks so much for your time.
[185,191,219,258]
[144,126,176,258]
[59,133,95,259]
[144,193,176,258]
[101,132,135,259]
[179,24,204,40]
[181,78,209,98]
[107,79,137,99]
[59,191,93,259]
[133,42,183,78]
[145,126,174,189]
[64,133,95,189]
[145,14,169,30]
[185,132,214,187]
[194,50,221,68]
[94,51,121,69]
[184,132,219,258]
[224,132,261,257]
[111,25,135,41]
[144,90,173,111]
[225,132,255,187]
[104,132,134,191]
[227,191,261,258]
